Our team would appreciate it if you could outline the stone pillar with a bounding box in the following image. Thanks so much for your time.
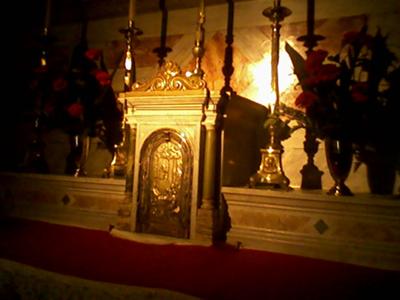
[196,105,218,241]
[115,123,136,231]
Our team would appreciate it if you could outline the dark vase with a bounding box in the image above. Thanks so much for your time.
[65,134,83,176]
[23,115,48,174]
[366,154,396,195]
[325,138,353,196]
[24,137,48,174]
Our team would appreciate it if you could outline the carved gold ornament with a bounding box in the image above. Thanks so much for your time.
[132,61,206,91]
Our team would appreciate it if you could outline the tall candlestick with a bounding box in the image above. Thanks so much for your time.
[44,0,51,28]
[307,0,314,36]
[250,0,292,190]
[129,0,136,21]
[296,0,325,190]
[153,0,171,67]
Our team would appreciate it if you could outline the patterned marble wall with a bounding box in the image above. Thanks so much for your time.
[51,0,400,95]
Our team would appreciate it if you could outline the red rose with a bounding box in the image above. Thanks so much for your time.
[303,76,320,87]
[67,103,84,118]
[52,77,68,92]
[303,64,340,87]
[317,64,340,82]
[85,48,102,61]
[305,50,329,74]
[94,70,111,86]
[351,82,369,102]
[295,91,318,109]
[43,102,54,114]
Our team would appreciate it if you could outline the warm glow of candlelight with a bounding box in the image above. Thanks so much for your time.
[124,51,132,71]
[245,50,296,108]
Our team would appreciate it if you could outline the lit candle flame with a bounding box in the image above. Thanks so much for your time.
[124,51,132,71]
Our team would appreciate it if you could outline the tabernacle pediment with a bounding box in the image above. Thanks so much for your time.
[132,61,207,92]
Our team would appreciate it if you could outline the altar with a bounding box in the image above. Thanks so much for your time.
[222,187,400,271]
[1,0,400,274]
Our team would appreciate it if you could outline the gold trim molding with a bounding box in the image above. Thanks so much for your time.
[132,61,206,92]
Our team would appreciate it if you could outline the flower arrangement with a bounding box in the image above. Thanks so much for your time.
[31,47,123,154]
[26,46,123,175]
[285,43,352,141]
[285,24,400,171]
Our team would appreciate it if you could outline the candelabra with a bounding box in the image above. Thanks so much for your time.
[249,0,291,190]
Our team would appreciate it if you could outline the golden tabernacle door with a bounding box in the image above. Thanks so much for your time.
[136,129,193,238]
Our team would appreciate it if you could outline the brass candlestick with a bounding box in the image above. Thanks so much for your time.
[249,0,291,190]
[23,10,52,174]
[113,19,142,177]
[120,20,143,91]
[191,0,206,77]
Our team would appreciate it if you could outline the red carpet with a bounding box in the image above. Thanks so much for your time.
[0,217,399,299]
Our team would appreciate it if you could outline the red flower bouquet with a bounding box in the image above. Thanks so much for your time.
[286,24,400,193]
[30,47,123,152]
[285,44,353,140]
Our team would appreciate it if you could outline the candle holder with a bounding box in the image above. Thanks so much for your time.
[191,0,206,77]
[296,0,325,190]
[152,0,172,67]
[119,20,143,91]
[113,20,142,177]
[249,0,291,190]
[23,21,52,174]
[249,114,291,189]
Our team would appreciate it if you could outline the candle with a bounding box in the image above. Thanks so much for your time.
[129,0,136,21]
[307,0,315,36]
[44,0,51,28]
[160,3,167,48]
